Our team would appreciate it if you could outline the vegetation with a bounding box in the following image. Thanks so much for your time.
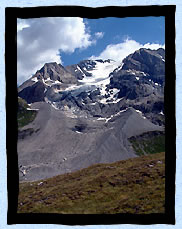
[18,97,37,128]
[18,152,165,214]
[129,131,165,156]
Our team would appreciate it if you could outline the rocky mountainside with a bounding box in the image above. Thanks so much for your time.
[18,48,165,181]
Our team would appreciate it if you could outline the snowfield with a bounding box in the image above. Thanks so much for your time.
[79,60,120,86]
[55,59,122,104]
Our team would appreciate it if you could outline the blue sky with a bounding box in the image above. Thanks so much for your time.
[17,16,165,84]
[61,17,165,66]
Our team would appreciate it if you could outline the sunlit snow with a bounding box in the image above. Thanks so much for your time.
[79,60,120,88]
[135,109,146,119]
[31,77,38,82]
[77,65,86,77]
[97,108,129,123]
[27,108,39,111]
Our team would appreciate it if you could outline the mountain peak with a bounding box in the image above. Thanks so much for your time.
[18,48,165,125]
[17,48,165,183]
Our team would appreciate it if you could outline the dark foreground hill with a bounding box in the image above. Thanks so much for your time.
[18,151,165,214]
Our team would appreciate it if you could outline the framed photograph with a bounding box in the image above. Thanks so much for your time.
[6,5,175,225]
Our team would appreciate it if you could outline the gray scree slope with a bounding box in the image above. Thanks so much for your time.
[18,102,163,182]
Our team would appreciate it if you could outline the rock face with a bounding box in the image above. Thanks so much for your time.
[19,81,46,103]
[18,62,78,103]
[17,48,165,181]
[122,48,165,85]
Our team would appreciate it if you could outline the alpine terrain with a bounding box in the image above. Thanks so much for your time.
[18,48,165,182]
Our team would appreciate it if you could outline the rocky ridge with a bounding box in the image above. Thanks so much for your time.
[17,48,165,181]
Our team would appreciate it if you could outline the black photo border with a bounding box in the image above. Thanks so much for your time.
[5,5,176,225]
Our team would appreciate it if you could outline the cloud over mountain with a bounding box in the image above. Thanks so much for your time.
[90,38,165,62]
[17,17,96,84]
[17,18,164,86]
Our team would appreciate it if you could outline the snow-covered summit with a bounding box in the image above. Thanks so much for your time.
[79,59,120,85]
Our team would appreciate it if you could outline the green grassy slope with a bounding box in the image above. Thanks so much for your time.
[129,131,165,156]
[18,152,165,214]
[18,97,37,128]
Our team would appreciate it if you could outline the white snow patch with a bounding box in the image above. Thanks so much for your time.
[99,88,120,104]
[54,88,61,93]
[27,108,39,111]
[64,84,82,92]
[42,77,51,87]
[135,109,142,114]
[97,108,128,123]
[111,88,120,95]
[136,77,139,80]
[112,98,122,104]
[54,80,62,84]
[31,77,38,82]
[79,60,120,88]
[135,109,147,120]
[38,182,43,186]
[77,65,86,77]
[22,170,26,175]
[155,82,159,86]
[141,71,147,76]
[105,109,129,122]
[97,117,106,121]
[61,60,121,99]
[75,131,83,134]
[114,63,124,73]
[99,98,108,104]
[51,102,59,110]
[159,55,165,62]
[99,97,122,105]
[159,111,164,115]
[45,77,51,82]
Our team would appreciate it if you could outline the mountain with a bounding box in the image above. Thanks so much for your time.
[18,62,78,103]
[18,48,165,182]
[107,48,165,125]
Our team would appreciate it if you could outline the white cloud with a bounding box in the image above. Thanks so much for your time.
[17,19,30,32]
[90,38,165,62]
[94,32,104,39]
[17,17,96,85]
[143,42,165,50]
